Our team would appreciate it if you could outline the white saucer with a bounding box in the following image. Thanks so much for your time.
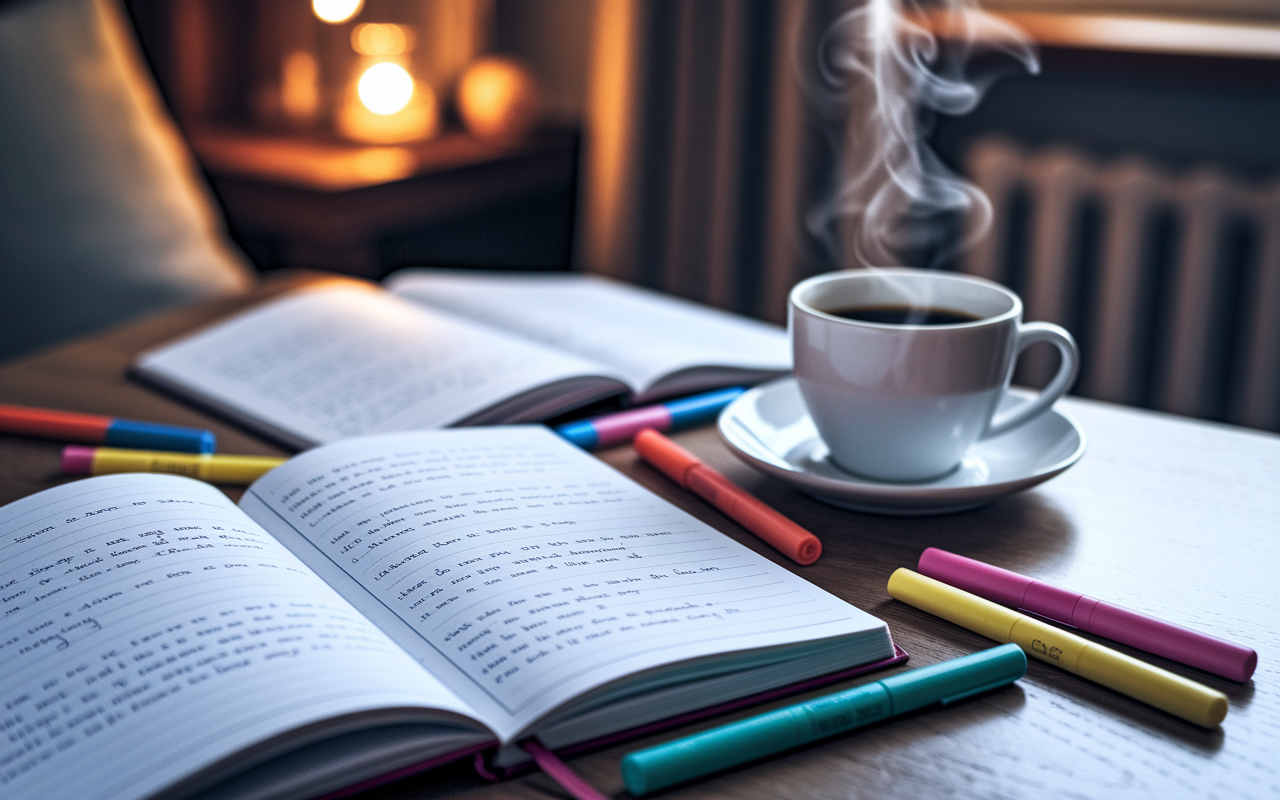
[718,378,1086,515]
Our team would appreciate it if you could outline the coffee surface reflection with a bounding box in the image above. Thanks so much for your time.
[827,305,981,326]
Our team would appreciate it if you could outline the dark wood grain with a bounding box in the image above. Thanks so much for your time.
[1,275,1276,799]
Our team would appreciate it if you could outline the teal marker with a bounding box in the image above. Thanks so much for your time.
[620,644,1026,795]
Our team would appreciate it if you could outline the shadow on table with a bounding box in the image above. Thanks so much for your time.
[931,490,1078,573]
[807,488,1078,573]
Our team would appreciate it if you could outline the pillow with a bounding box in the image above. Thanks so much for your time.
[0,0,253,362]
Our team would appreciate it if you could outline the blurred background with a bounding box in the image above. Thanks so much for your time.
[4,0,1280,430]
[123,0,594,277]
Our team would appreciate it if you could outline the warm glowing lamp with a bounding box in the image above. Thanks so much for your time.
[338,60,438,143]
[312,0,364,24]
[456,57,542,143]
[358,62,414,115]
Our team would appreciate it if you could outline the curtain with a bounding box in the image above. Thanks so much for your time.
[576,0,845,324]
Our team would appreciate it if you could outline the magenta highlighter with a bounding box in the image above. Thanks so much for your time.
[917,547,1257,682]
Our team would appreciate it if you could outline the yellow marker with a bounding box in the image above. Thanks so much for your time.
[62,446,286,485]
[887,568,1228,728]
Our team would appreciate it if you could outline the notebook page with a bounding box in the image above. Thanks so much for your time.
[135,287,624,447]
[0,475,482,800]
[240,427,884,741]
[386,270,790,398]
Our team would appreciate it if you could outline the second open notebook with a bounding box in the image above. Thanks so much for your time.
[133,270,790,450]
[0,427,895,800]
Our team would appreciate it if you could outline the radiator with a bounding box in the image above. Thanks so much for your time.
[962,137,1280,432]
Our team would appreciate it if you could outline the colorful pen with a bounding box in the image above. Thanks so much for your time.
[918,548,1257,682]
[0,403,215,453]
[555,387,745,450]
[887,568,1229,728]
[621,643,1027,795]
[61,446,285,485]
[633,428,821,565]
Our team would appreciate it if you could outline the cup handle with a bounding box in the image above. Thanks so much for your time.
[981,321,1080,440]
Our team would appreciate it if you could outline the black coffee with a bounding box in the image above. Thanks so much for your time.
[828,305,980,325]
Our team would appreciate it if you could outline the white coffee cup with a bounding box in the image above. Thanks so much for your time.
[789,268,1079,482]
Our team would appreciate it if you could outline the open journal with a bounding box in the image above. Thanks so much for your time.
[1,427,895,800]
[133,270,791,450]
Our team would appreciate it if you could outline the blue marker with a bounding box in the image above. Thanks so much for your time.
[103,418,216,453]
[555,387,746,450]
[620,644,1027,795]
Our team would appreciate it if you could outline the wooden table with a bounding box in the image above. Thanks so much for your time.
[1,275,1276,799]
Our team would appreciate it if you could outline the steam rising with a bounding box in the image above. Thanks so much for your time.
[804,0,1038,270]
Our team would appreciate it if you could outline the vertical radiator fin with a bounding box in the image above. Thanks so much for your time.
[1238,189,1280,430]
[963,137,1280,431]
[1091,158,1163,405]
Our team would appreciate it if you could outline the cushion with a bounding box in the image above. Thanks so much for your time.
[0,0,253,362]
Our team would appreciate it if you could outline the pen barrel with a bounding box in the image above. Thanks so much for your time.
[1008,616,1227,727]
[0,404,111,442]
[622,644,1027,796]
[197,456,287,484]
[887,568,1020,642]
[1072,636,1230,728]
[1086,601,1257,683]
[665,387,744,428]
[918,548,1258,682]
[103,419,216,454]
[84,449,285,485]
[686,467,821,565]
[591,406,672,448]
[888,569,1229,728]
[621,685,889,796]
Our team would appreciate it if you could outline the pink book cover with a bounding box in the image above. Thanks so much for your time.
[318,643,908,797]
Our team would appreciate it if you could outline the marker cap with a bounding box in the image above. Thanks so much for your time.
[633,428,700,487]
[61,446,96,475]
[554,421,597,449]
[592,406,672,447]
[104,419,216,453]
[918,547,1032,608]
[881,643,1027,715]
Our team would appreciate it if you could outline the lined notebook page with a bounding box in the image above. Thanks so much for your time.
[241,427,884,741]
[387,271,790,399]
[0,475,481,800]
[136,287,621,446]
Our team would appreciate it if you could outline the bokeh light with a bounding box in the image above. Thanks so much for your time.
[455,57,542,142]
[351,23,414,56]
[358,62,414,115]
[312,0,363,25]
[281,51,319,122]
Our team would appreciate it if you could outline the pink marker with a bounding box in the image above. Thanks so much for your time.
[555,387,744,450]
[917,547,1257,682]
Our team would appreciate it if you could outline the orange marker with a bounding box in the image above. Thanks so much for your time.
[633,428,822,565]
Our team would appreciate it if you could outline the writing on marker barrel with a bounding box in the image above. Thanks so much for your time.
[621,644,1027,796]
[886,568,1229,728]
[62,446,285,485]
[633,428,821,565]
[0,403,215,453]
[917,547,1257,682]
[556,387,745,450]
